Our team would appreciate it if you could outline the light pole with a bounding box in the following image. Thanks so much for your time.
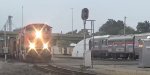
[22,6,24,28]
[19,6,24,60]
[71,8,74,35]
[4,24,7,62]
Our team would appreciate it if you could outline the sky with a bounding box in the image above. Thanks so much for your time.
[0,0,150,33]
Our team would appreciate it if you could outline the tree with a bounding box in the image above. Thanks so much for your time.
[136,21,150,33]
[78,29,89,35]
[94,31,106,35]
[66,29,77,34]
[99,19,124,35]
[119,26,135,35]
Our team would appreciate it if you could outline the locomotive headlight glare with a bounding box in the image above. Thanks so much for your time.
[43,43,48,49]
[29,43,35,49]
[147,36,150,39]
[36,31,41,38]
[139,45,143,48]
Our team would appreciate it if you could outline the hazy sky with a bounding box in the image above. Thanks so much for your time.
[0,0,150,33]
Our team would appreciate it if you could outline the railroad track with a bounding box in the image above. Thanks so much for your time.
[33,64,96,75]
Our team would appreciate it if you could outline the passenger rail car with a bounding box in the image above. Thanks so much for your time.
[107,35,135,59]
[16,23,52,62]
[90,35,147,60]
[90,35,109,58]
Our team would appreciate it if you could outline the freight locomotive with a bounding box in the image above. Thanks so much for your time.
[90,34,148,60]
[16,23,52,62]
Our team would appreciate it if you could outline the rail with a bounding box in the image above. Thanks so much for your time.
[33,64,96,75]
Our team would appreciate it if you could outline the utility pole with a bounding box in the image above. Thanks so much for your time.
[19,6,24,60]
[71,8,74,35]
[22,6,23,26]
[124,16,126,35]
[124,16,127,54]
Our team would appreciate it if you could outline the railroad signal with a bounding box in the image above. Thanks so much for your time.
[81,8,91,67]
[81,8,89,20]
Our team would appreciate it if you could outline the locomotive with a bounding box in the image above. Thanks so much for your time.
[90,34,148,60]
[16,23,52,62]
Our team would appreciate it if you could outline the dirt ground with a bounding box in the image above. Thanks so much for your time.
[0,59,48,75]
[52,55,150,75]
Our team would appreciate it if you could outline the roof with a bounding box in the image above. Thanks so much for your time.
[134,33,150,37]
[93,35,110,40]
[25,23,52,29]
[108,35,134,40]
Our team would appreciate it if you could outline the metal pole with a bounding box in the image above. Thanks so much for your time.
[83,20,86,66]
[92,21,95,48]
[91,21,93,68]
[124,16,126,35]
[4,24,7,62]
[22,6,24,27]
[92,21,95,68]
[91,21,92,36]
[8,16,12,31]
[71,8,74,35]
[19,6,23,60]
[124,16,127,54]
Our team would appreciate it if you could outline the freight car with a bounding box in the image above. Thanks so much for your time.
[16,23,52,62]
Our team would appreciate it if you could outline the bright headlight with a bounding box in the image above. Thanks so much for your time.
[139,45,143,48]
[43,43,48,49]
[29,43,35,49]
[36,31,41,38]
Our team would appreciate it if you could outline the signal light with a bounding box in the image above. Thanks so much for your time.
[139,45,143,48]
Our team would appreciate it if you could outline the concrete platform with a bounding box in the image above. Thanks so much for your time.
[0,59,46,75]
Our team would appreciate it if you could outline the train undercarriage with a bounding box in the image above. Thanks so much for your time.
[91,50,138,60]
[25,51,52,63]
